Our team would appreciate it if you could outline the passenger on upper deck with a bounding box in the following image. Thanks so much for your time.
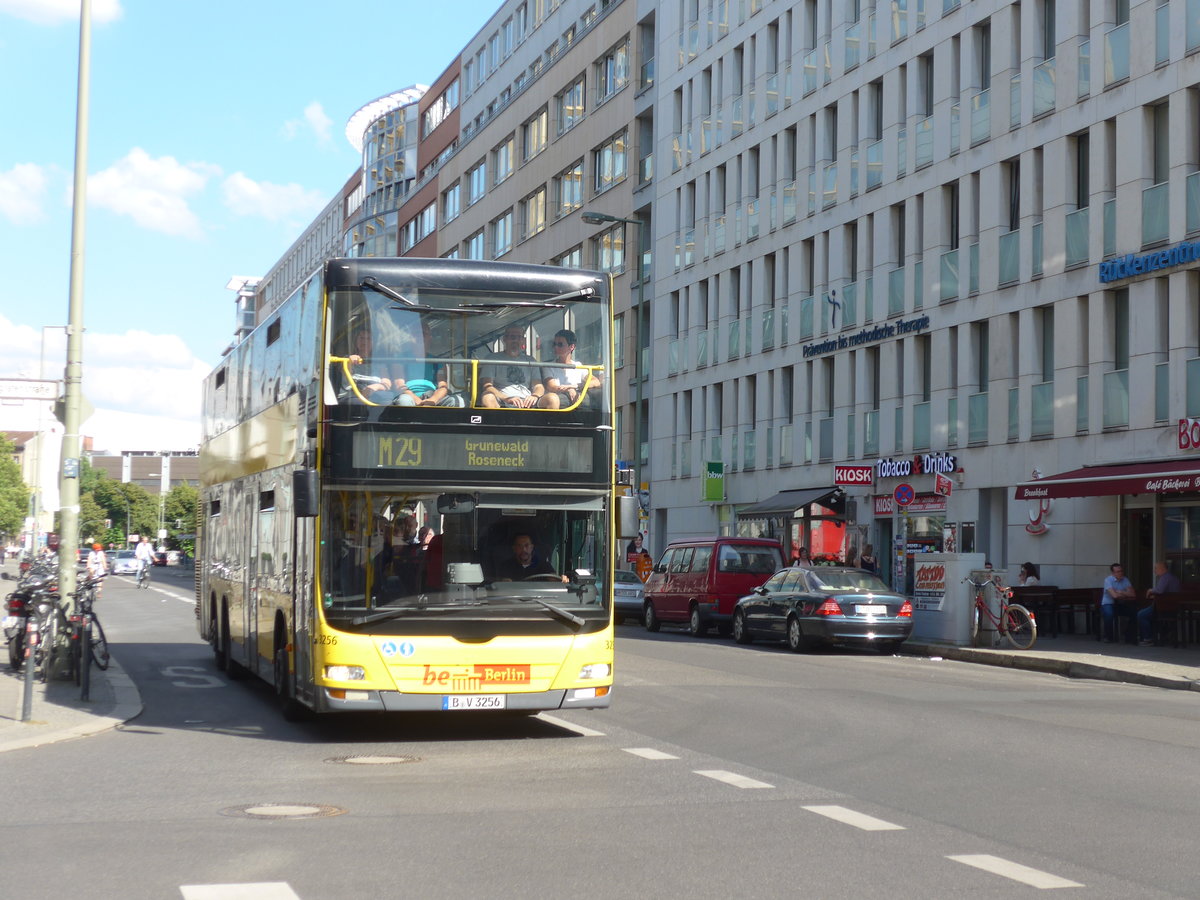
[343,328,400,402]
[480,325,543,409]
[537,328,602,410]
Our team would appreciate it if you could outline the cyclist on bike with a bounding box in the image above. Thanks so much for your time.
[134,535,155,584]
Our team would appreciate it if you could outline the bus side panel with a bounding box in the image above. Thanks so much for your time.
[292,506,315,708]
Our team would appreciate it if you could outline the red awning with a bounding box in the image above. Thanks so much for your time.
[1013,460,1200,500]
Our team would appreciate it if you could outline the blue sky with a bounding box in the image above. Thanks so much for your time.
[0,0,501,451]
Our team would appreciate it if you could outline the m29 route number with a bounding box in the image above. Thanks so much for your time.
[374,436,422,467]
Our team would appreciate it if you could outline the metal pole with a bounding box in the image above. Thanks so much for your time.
[57,0,92,614]
[21,617,37,721]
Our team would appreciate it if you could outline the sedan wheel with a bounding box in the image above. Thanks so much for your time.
[786,616,808,653]
[732,609,752,644]
[643,601,661,633]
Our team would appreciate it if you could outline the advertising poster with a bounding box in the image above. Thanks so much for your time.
[913,560,947,611]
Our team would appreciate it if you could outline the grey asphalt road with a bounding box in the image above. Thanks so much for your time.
[2,580,1198,899]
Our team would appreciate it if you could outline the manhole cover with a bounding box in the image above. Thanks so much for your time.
[221,803,347,819]
[325,755,420,765]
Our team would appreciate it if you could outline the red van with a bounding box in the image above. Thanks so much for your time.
[643,537,784,636]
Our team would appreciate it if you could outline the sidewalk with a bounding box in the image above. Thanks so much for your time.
[901,633,1200,692]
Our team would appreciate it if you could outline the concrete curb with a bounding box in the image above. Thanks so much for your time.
[902,642,1200,693]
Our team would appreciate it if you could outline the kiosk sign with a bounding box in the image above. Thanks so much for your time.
[912,561,946,611]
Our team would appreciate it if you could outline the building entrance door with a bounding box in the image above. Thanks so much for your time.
[1121,507,1154,594]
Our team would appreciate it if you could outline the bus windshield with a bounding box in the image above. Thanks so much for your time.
[327,277,609,414]
[321,488,610,629]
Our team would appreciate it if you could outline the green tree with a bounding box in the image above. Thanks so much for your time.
[78,492,109,546]
[0,433,31,543]
[163,483,199,552]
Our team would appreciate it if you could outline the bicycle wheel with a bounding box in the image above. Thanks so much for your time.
[89,617,110,670]
[969,603,981,646]
[1002,604,1037,650]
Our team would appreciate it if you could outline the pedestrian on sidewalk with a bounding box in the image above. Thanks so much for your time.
[1138,560,1181,646]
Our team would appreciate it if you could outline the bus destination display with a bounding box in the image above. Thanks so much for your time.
[353,432,594,474]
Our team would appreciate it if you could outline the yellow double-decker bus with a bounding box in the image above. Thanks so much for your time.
[197,258,621,718]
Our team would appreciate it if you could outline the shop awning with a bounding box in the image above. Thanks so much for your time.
[737,486,840,516]
[1013,460,1200,500]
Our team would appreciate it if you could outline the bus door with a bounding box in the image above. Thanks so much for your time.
[291,512,314,707]
[245,490,263,677]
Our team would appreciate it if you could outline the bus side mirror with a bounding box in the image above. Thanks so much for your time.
[618,494,639,539]
[293,469,319,518]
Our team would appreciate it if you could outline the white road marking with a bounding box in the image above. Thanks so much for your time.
[180,884,301,900]
[948,854,1084,889]
[694,769,774,789]
[802,805,905,831]
[537,714,605,736]
[623,747,679,760]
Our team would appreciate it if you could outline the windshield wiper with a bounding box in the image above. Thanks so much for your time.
[361,276,424,307]
[456,285,599,311]
[519,597,586,628]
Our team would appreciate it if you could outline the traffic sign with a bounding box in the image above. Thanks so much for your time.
[894,483,915,507]
[0,378,57,400]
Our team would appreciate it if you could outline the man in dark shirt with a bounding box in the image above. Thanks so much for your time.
[494,533,564,581]
[1138,559,1181,646]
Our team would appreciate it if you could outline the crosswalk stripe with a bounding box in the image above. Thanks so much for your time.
[537,713,605,736]
[948,854,1084,889]
[694,769,774,789]
[180,884,301,900]
[623,747,679,760]
[802,805,905,831]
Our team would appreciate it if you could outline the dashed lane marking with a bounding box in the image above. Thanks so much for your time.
[802,804,906,831]
[694,769,774,789]
[537,714,605,736]
[180,884,301,899]
[623,747,680,760]
[948,854,1084,889]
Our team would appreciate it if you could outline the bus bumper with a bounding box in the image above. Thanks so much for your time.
[319,686,612,713]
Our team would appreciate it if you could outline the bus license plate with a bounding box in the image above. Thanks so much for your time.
[442,694,506,711]
[856,605,887,616]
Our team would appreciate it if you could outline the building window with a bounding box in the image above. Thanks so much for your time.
[557,77,585,134]
[442,182,461,223]
[492,210,514,257]
[466,229,485,259]
[614,313,625,369]
[468,161,486,205]
[415,203,437,242]
[592,223,625,272]
[493,135,515,185]
[554,159,584,216]
[522,187,547,240]
[399,218,417,253]
[555,244,584,268]
[596,41,629,103]
[593,131,628,193]
[422,79,459,137]
[522,108,549,162]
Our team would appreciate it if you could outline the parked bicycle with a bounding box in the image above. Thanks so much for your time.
[963,575,1037,649]
[69,574,110,679]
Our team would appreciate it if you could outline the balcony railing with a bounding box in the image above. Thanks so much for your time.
[940,248,959,301]
[864,409,880,456]
[780,423,794,465]
[1031,381,1054,437]
[998,229,1020,284]
[1104,197,1116,257]
[970,89,990,145]
[800,295,814,338]
[850,147,860,198]
[1009,72,1021,129]
[913,259,923,309]
[1077,375,1089,433]
[1078,38,1091,97]
[913,400,931,450]
[743,429,756,470]
[864,275,875,321]
[1031,222,1043,277]
[765,72,779,116]
[950,103,960,155]
[969,242,980,294]
[1143,182,1169,246]
[1065,207,1089,267]
[888,267,905,315]
[1103,369,1129,429]
[897,127,907,176]
[782,180,797,224]
[640,56,655,91]
[1156,362,1169,423]
[866,139,883,190]
[807,172,817,216]
[968,392,988,444]
[667,339,680,376]
[891,0,908,43]
[727,319,741,360]
[1033,57,1055,117]
[842,280,858,328]
[915,115,934,169]
[822,163,837,209]
[802,48,818,95]
[761,307,775,350]
[1105,22,1130,86]
[846,20,861,69]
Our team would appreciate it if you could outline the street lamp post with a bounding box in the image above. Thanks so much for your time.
[581,210,647,525]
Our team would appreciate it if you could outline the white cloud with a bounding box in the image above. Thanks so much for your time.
[284,101,334,144]
[0,0,122,25]
[0,163,50,224]
[89,148,220,239]
[221,172,326,223]
[0,315,206,453]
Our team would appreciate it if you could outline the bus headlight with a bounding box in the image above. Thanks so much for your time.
[324,665,365,681]
[577,663,611,680]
